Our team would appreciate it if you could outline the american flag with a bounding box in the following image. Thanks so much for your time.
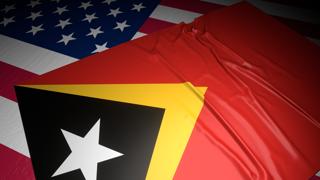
[0,0,319,179]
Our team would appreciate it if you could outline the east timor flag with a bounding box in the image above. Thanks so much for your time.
[16,83,206,180]
[16,3,320,180]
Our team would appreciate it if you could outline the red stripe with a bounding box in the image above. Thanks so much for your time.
[139,18,176,34]
[0,61,38,101]
[0,144,35,180]
[160,0,222,14]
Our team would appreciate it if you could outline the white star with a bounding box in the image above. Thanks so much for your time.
[0,16,15,27]
[57,33,76,45]
[26,11,42,21]
[113,20,130,32]
[92,42,109,53]
[53,6,68,15]
[52,119,123,180]
[1,4,15,13]
[78,1,93,10]
[87,26,103,38]
[27,0,41,8]
[131,3,145,12]
[107,8,122,17]
[101,0,116,5]
[26,24,44,35]
[82,13,98,23]
[55,18,72,29]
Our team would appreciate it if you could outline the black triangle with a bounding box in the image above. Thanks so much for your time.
[16,86,164,180]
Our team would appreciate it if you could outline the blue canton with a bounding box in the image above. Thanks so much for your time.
[0,0,159,58]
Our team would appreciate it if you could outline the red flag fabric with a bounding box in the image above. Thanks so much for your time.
[0,144,34,180]
[22,2,320,179]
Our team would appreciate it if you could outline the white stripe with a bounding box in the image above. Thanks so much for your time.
[132,32,147,40]
[0,96,29,157]
[316,170,320,177]
[150,5,201,24]
[203,0,320,24]
[0,35,77,75]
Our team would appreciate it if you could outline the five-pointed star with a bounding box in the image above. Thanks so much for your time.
[82,13,98,23]
[55,18,72,29]
[1,4,15,13]
[53,6,69,15]
[101,0,116,5]
[52,119,123,180]
[79,1,93,10]
[26,24,44,35]
[27,0,41,8]
[26,11,42,21]
[0,16,15,27]
[57,33,76,45]
[113,20,130,32]
[131,3,145,12]
[108,8,122,17]
[92,42,109,53]
[87,26,103,38]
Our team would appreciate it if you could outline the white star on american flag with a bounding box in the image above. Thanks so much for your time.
[87,26,103,39]
[113,20,130,32]
[57,33,76,45]
[26,24,44,36]
[131,3,146,12]
[1,4,15,13]
[82,13,98,23]
[26,11,43,21]
[0,16,15,27]
[53,6,69,15]
[108,8,122,17]
[101,0,116,5]
[55,18,72,29]
[78,1,93,10]
[92,42,109,53]
[27,0,41,8]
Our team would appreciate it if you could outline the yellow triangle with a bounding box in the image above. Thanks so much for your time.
[21,82,207,180]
